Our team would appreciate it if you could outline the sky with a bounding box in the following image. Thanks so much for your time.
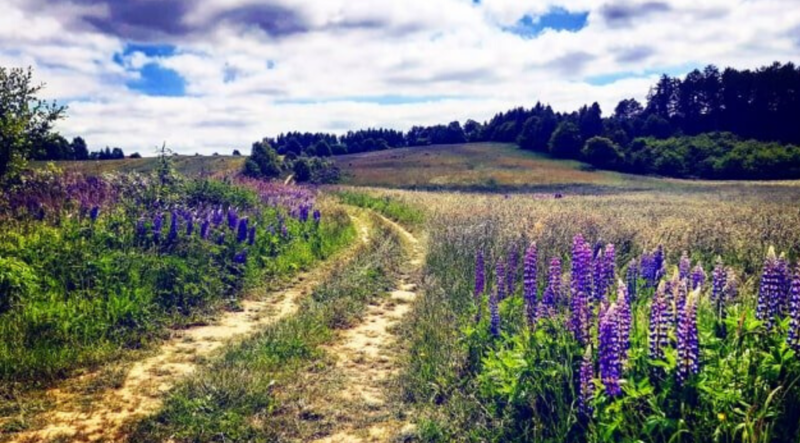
[3,0,799,155]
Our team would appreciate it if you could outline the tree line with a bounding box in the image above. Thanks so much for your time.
[32,134,131,161]
[256,62,800,180]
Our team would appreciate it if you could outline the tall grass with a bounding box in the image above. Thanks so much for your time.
[335,189,424,228]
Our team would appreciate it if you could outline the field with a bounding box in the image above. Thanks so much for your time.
[3,149,800,442]
[50,155,246,178]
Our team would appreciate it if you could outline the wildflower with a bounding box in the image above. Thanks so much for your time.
[777,256,791,317]
[626,259,638,302]
[89,206,100,222]
[313,209,321,224]
[217,232,225,245]
[523,243,537,325]
[540,257,561,316]
[593,248,606,302]
[572,234,593,301]
[604,243,616,294]
[649,281,669,364]
[167,210,178,243]
[673,270,688,315]
[757,247,782,330]
[570,290,590,344]
[211,208,224,226]
[787,263,800,351]
[153,212,163,243]
[691,263,706,290]
[489,285,500,337]
[617,282,631,364]
[579,345,594,416]
[186,217,194,236]
[679,251,690,280]
[653,245,665,280]
[237,218,249,243]
[712,257,727,317]
[227,207,238,230]
[200,219,210,240]
[475,250,485,306]
[599,303,622,396]
[677,289,700,385]
[496,260,506,301]
[233,249,248,264]
[247,226,256,246]
[136,219,146,239]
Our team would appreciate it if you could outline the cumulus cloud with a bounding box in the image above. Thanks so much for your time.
[2,0,800,155]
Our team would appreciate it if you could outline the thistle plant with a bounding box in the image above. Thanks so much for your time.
[523,243,537,326]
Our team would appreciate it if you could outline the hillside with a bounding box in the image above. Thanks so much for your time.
[50,155,246,178]
[334,142,660,192]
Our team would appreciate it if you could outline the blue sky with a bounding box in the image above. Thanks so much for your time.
[3,0,798,154]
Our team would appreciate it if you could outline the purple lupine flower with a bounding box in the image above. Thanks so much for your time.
[691,263,706,291]
[599,303,622,396]
[572,235,593,300]
[570,290,590,344]
[237,217,249,243]
[593,248,607,303]
[186,217,194,236]
[787,263,800,352]
[677,289,700,385]
[136,218,146,239]
[523,243,537,326]
[89,206,100,222]
[679,251,691,280]
[489,285,500,337]
[640,251,654,287]
[227,207,239,230]
[673,270,688,315]
[617,281,631,365]
[496,260,506,301]
[539,257,561,317]
[475,250,485,307]
[211,208,224,226]
[167,210,179,243]
[649,281,669,364]
[200,219,210,240]
[247,226,256,246]
[712,257,727,317]
[217,232,225,245]
[506,245,519,297]
[313,209,321,224]
[757,247,782,330]
[153,213,163,243]
[626,259,638,302]
[653,245,665,280]
[604,243,616,294]
[579,345,594,416]
[233,249,248,264]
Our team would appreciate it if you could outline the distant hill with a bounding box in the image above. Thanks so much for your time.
[48,155,246,178]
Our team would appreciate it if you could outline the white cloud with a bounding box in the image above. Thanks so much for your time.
[2,0,799,155]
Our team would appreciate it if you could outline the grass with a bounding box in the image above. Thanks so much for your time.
[335,189,425,229]
[127,213,404,442]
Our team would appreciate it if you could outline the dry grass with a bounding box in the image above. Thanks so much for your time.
[46,155,245,178]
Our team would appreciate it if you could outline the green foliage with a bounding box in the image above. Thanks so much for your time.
[549,121,583,159]
[243,140,282,179]
[0,66,66,182]
[336,190,424,227]
[582,137,622,169]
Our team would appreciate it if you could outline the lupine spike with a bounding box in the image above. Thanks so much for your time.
[523,243,538,326]
[599,303,622,396]
[570,290,589,344]
[677,289,700,385]
[691,263,706,291]
[540,257,561,317]
[153,213,163,243]
[186,217,194,236]
[679,251,690,280]
[787,263,800,351]
[247,226,256,245]
[237,217,249,243]
[571,234,593,303]
[593,248,606,302]
[579,345,595,416]
[604,244,616,295]
[200,219,210,240]
[617,281,631,365]
[167,210,178,243]
[649,281,669,365]
[489,285,500,337]
[757,247,781,330]
[777,256,790,317]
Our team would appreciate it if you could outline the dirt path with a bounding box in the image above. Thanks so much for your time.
[310,214,425,443]
[7,213,372,443]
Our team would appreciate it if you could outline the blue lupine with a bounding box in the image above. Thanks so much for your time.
[649,281,669,364]
[757,247,782,330]
[237,218,249,243]
[186,217,194,236]
[572,234,593,300]
[777,256,791,317]
[640,251,654,286]
[712,257,727,317]
[691,263,706,290]
[136,219,146,239]
[247,226,256,245]
[217,232,225,245]
[523,243,538,326]
[604,243,616,294]
[626,259,638,302]
[200,219,210,240]
[540,257,561,317]
[313,209,321,224]
[475,250,485,306]
[677,289,700,385]
[167,210,178,243]
[571,289,589,344]
[599,303,622,396]
[211,208,224,226]
[593,248,606,302]
[89,206,100,222]
[787,263,800,351]
[579,345,594,416]
[489,285,500,337]
[679,251,690,280]
[617,281,631,365]
[653,245,665,281]
[496,260,506,301]
[227,207,238,230]
[153,213,163,243]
